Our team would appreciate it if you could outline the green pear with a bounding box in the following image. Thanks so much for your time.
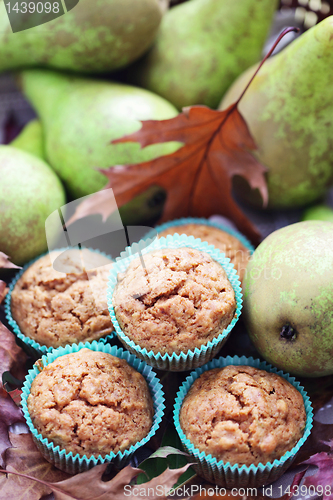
[221,17,333,209]
[129,0,277,109]
[302,204,333,223]
[243,221,333,377]
[0,146,65,265]
[11,119,45,159]
[19,70,180,224]
[0,0,166,73]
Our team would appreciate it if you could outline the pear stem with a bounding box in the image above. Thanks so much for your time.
[236,27,300,107]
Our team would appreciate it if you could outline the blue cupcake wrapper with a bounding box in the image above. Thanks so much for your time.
[144,217,255,255]
[5,247,115,357]
[21,340,165,474]
[107,234,243,371]
[174,355,313,488]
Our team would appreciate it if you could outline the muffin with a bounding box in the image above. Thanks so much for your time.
[27,348,154,458]
[174,357,313,487]
[179,365,306,467]
[112,246,236,356]
[10,248,114,349]
[157,220,252,284]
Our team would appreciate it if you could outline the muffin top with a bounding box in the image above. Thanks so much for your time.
[27,349,153,457]
[11,249,114,348]
[158,223,250,284]
[113,247,236,355]
[179,365,306,466]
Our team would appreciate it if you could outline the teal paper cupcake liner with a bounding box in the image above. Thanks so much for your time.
[21,340,165,475]
[174,355,313,488]
[5,247,115,357]
[107,234,243,371]
[144,217,255,255]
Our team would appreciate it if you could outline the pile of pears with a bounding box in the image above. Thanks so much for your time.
[0,0,278,265]
[2,0,333,275]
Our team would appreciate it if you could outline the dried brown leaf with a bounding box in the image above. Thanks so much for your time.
[49,464,141,500]
[0,391,25,468]
[0,432,70,500]
[0,252,21,269]
[0,460,193,500]
[0,322,28,467]
[0,321,27,388]
[106,102,267,244]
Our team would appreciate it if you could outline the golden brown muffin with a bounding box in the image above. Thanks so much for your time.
[27,349,154,457]
[159,223,250,284]
[179,365,306,466]
[11,249,114,348]
[113,247,236,355]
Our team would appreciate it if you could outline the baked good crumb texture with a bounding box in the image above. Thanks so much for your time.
[11,249,114,348]
[113,247,236,355]
[159,224,250,284]
[180,365,306,466]
[27,349,154,457]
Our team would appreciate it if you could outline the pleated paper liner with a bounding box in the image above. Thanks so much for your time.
[107,234,243,371]
[174,355,313,488]
[21,341,165,474]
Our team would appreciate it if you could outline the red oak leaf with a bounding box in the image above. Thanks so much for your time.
[105,102,267,244]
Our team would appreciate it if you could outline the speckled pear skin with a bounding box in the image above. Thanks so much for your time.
[0,146,66,265]
[19,69,180,203]
[220,17,333,209]
[130,0,277,109]
[11,119,45,160]
[243,221,333,377]
[0,0,166,73]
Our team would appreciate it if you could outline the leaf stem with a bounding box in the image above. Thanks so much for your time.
[236,27,300,106]
[0,469,77,499]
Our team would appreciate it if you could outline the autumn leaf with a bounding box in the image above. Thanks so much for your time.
[49,464,141,500]
[0,251,21,270]
[0,321,28,467]
[0,321,27,390]
[300,439,333,500]
[0,460,193,500]
[0,432,70,500]
[107,104,268,245]
[67,28,297,244]
[0,391,25,468]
